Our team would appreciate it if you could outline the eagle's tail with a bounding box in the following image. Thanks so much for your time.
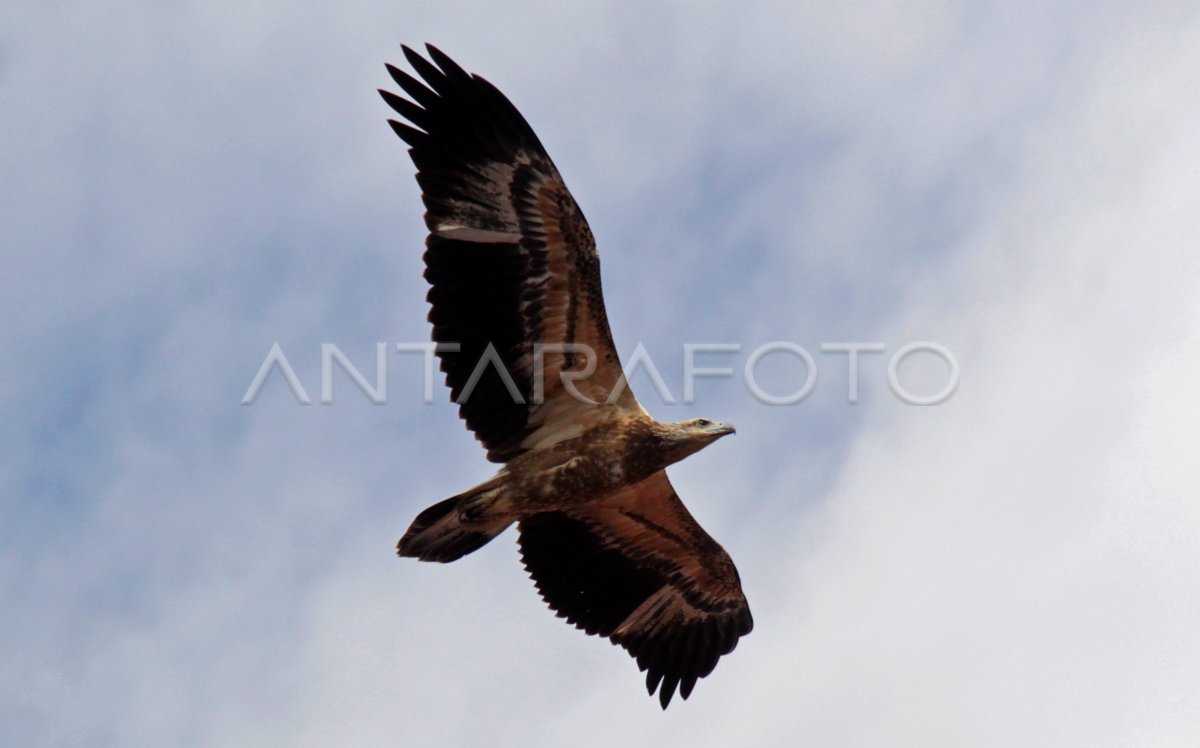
[397,479,513,563]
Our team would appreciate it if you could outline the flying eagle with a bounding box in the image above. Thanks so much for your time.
[380,44,752,709]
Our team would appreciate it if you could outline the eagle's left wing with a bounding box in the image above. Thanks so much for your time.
[517,471,753,708]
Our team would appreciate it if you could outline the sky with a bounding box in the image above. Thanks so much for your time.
[3,1,1199,745]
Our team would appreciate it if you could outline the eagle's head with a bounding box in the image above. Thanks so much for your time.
[656,417,736,463]
[683,417,736,440]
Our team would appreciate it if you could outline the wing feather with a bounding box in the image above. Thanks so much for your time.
[381,45,639,462]
[517,471,752,708]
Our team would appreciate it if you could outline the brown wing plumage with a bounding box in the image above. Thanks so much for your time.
[517,471,753,708]
[379,45,639,463]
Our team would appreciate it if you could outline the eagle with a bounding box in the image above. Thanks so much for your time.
[380,44,752,709]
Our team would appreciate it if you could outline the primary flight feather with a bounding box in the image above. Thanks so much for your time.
[380,44,752,709]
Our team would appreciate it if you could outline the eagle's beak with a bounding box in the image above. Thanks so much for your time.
[715,422,736,437]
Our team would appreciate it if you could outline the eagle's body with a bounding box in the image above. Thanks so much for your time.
[381,45,752,708]
[401,413,735,559]
[486,416,685,514]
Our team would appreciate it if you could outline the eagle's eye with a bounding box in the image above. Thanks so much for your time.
[695,419,711,428]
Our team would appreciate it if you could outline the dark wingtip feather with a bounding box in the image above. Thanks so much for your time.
[384,62,408,88]
[404,44,452,90]
[679,674,698,701]
[401,43,426,70]
[384,62,440,108]
[645,668,662,696]
[425,44,470,80]
[379,89,429,130]
[677,628,702,700]
[658,673,680,709]
[386,119,427,147]
[379,88,412,116]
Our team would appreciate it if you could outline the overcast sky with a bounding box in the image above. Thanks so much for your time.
[3,1,1199,746]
